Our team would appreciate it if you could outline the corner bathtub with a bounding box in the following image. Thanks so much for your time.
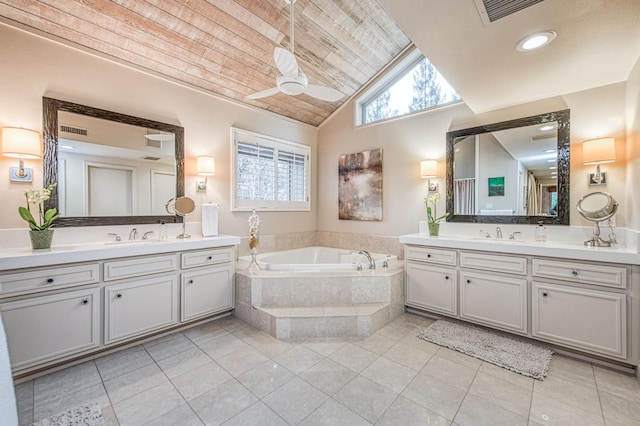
[239,246,397,271]
[235,246,405,339]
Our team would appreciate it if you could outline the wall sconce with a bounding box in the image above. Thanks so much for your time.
[1,127,41,182]
[582,137,615,185]
[196,156,215,192]
[420,159,438,192]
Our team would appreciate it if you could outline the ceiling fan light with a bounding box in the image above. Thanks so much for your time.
[516,30,556,51]
[280,81,305,96]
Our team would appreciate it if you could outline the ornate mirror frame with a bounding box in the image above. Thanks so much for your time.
[445,109,570,225]
[43,97,185,227]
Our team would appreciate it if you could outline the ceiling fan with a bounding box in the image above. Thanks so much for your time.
[247,0,344,102]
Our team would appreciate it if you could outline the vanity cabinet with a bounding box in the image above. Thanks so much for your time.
[0,287,100,370]
[404,243,635,363]
[0,244,236,375]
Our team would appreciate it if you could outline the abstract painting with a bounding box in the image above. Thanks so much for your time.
[338,148,382,220]
[488,176,505,197]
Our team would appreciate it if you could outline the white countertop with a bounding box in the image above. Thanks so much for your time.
[0,235,241,271]
[399,233,640,265]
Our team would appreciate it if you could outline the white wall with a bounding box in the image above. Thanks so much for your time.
[318,82,630,235]
[477,133,518,213]
[0,23,318,236]
[626,58,640,231]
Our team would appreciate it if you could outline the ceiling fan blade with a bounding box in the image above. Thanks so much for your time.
[274,47,298,78]
[246,86,281,100]
[304,84,344,102]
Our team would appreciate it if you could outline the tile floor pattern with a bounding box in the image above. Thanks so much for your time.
[14,313,640,425]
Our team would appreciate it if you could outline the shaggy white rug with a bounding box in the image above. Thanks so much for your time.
[418,320,553,380]
[31,402,105,426]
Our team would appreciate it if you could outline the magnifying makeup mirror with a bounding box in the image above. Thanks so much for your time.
[577,191,618,247]
[166,196,195,239]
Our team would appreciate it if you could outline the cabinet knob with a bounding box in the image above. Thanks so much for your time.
[207,256,213,260]
[46,278,54,283]
[116,293,123,299]
[427,254,431,258]
[466,279,471,284]
[81,298,89,305]
[572,270,579,276]
[542,291,549,297]
[188,279,194,284]
[445,276,449,280]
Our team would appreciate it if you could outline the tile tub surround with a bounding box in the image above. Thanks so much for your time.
[235,263,405,339]
[15,314,640,426]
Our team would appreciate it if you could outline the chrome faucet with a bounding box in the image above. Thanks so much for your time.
[509,231,522,240]
[496,227,503,239]
[479,229,491,238]
[142,231,154,240]
[358,250,376,270]
[128,228,138,241]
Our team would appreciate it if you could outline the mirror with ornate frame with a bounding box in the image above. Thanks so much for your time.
[43,97,185,227]
[446,109,570,225]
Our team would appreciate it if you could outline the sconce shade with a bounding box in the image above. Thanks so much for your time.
[420,160,438,178]
[1,127,41,159]
[582,138,616,165]
[196,156,216,176]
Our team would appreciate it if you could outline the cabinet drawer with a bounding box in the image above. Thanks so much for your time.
[532,282,626,359]
[405,246,457,266]
[0,287,100,371]
[181,247,234,269]
[104,275,178,344]
[532,259,626,289]
[460,271,527,334]
[104,254,177,281]
[0,264,99,296]
[460,251,527,275]
[181,263,234,321]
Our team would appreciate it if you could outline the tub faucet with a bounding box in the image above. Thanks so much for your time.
[496,227,503,239]
[129,228,138,241]
[358,250,376,270]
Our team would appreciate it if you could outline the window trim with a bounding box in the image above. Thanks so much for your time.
[355,47,462,126]
[231,127,311,212]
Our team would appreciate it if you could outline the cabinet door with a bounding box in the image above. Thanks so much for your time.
[105,275,178,344]
[0,288,100,371]
[532,282,626,359]
[460,271,527,334]
[405,262,457,316]
[181,263,234,322]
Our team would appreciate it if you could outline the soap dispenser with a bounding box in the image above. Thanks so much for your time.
[159,221,168,240]
[535,221,547,242]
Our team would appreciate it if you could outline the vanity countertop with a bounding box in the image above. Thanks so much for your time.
[399,233,640,265]
[0,235,242,271]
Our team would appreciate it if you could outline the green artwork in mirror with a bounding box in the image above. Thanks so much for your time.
[488,176,505,197]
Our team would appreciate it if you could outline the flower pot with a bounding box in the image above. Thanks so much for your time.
[428,222,440,237]
[29,229,54,250]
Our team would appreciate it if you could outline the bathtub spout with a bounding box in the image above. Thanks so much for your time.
[358,250,376,270]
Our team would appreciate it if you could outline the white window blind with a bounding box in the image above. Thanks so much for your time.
[232,128,310,211]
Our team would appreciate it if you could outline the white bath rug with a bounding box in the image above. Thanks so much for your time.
[31,402,105,426]
[418,319,553,380]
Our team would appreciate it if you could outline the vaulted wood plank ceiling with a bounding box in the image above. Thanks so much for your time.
[0,0,411,126]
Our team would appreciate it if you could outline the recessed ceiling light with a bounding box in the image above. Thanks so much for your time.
[539,125,555,131]
[516,31,556,52]
[59,145,76,149]
[547,159,555,162]
[544,149,556,153]
[550,166,557,170]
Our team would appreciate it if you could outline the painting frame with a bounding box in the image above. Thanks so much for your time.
[338,148,383,221]
[488,176,505,197]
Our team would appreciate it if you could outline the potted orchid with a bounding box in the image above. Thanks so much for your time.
[18,183,59,249]
[424,192,449,236]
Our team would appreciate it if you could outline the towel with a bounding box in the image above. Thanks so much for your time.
[202,203,219,237]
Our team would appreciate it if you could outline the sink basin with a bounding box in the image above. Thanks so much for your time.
[104,239,164,246]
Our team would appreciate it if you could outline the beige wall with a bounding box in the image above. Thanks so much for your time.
[0,24,317,236]
[318,82,630,235]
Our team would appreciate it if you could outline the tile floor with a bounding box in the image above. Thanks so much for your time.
[15,313,640,425]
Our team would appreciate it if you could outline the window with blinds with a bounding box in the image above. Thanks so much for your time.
[231,127,310,211]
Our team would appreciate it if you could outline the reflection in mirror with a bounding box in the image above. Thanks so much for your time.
[43,97,184,227]
[446,110,570,225]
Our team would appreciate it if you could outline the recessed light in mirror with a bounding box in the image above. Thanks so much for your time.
[539,125,555,131]
[59,145,76,150]
[544,149,556,153]
[516,31,556,52]
[550,166,557,170]
[547,159,555,162]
